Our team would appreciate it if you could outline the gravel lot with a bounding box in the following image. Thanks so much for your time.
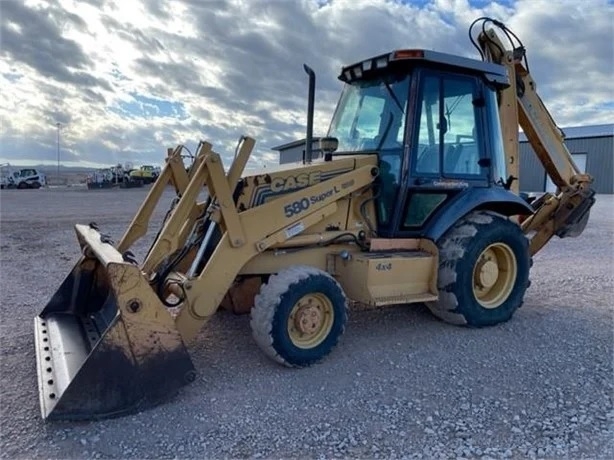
[0,187,612,460]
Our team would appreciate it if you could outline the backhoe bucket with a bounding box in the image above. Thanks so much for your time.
[34,224,195,421]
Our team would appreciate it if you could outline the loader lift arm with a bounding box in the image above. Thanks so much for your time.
[472,18,596,256]
[111,135,377,342]
[156,145,375,341]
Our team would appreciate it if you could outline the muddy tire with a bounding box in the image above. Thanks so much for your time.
[426,210,531,327]
[250,265,348,368]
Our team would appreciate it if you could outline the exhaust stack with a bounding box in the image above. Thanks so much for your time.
[303,64,316,164]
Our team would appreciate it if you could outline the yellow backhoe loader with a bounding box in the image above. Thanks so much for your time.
[34,17,595,421]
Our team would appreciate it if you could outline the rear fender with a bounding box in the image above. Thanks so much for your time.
[424,187,534,242]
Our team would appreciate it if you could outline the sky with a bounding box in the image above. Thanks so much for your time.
[0,0,612,171]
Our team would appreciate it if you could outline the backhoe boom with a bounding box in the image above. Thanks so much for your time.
[476,19,595,255]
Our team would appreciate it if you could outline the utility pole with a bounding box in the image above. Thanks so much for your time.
[56,122,61,181]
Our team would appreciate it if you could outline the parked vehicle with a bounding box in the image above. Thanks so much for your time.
[33,17,594,422]
[1,164,46,189]
[129,165,161,184]
[86,163,144,189]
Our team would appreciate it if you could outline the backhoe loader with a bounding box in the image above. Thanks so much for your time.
[33,17,595,421]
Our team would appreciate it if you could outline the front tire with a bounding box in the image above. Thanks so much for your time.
[426,210,531,327]
[250,265,348,368]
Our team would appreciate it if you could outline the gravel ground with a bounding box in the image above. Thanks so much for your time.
[0,187,612,460]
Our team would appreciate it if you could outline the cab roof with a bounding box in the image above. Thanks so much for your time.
[338,49,509,87]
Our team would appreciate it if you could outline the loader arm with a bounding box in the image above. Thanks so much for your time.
[150,148,376,341]
[117,143,203,253]
[476,20,596,256]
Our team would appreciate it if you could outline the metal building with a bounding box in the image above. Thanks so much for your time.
[273,137,325,165]
[518,123,613,194]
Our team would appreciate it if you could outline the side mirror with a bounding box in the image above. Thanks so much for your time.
[315,137,338,162]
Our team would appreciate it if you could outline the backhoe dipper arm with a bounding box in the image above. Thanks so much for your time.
[475,19,596,255]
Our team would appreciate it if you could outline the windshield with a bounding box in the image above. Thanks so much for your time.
[327,74,410,152]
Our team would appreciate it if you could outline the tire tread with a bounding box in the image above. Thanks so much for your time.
[426,211,532,327]
[250,265,347,368]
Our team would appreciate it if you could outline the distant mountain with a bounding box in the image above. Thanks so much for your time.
[35,164,97,174]
[2,163,99,174]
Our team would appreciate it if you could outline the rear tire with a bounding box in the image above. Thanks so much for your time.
[250,265,348,368]
[426,210,531,327]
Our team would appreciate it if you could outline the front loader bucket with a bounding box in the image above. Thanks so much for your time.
[34,224,196,421]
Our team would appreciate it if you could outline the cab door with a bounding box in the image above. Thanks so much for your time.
[390,70,493,236]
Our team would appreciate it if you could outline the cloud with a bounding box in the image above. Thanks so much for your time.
[0,0,612,170]
[0,0,109,90]
[505,0,614,113]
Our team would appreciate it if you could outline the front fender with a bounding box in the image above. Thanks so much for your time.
[424,187,534,242]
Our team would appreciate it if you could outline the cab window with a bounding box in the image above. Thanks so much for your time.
[328,74,410,153]
[414,74,483,178]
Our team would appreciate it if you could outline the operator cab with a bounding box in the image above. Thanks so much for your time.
[326,49,512,238]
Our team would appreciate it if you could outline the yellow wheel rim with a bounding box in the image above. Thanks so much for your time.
[287,293,335,349]
[472,242,517,309]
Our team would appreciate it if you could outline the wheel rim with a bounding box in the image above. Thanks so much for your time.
[287,293,334,349]
[472,242,517,309]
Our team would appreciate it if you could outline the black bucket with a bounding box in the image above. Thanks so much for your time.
[34,224,196,421]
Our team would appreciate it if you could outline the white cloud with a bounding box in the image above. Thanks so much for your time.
[0,0,612,170]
